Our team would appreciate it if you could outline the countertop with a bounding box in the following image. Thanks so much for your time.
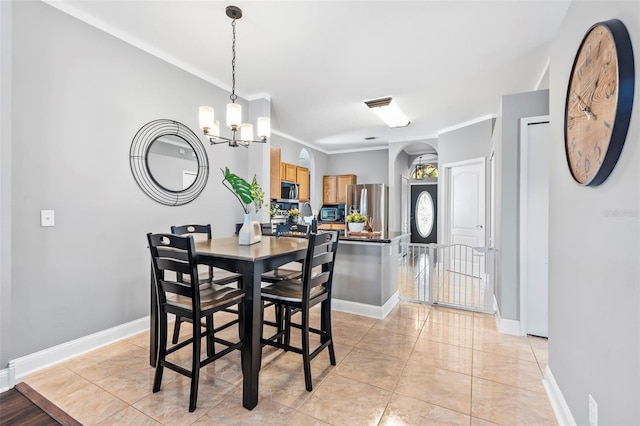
[340,232,410,244]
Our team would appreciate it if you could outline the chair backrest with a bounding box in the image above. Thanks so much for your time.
[276,223,311,238]
[171,224,212,241]
[147,233,201,310]
[170,224,212,281]
[300,231,340,301]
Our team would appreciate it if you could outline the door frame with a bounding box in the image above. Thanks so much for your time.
[519,115,550,336]
[441,157,486,246]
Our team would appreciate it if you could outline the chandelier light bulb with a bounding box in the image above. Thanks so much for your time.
[226,103,242,129]
[199,106,215,130]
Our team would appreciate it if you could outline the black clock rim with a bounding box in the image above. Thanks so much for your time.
[563,18,635,187]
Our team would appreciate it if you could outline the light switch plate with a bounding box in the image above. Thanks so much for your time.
[41,210,55,227]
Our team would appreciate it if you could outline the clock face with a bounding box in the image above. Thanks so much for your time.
[564,20,634,186]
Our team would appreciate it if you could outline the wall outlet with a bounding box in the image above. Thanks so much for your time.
[589,394,598,426]
[40,210,55,227]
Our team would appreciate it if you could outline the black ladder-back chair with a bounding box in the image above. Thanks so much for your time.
[170,224,242,344]
[260,230,340,391]
[261,223,311,283]
[147,233,244,412]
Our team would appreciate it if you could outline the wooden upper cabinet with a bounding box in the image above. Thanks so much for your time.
[337,174,357,204]
[296,166,309,202]
[284,163,297,182]
[323,176,337,204]
[270,147,281,200]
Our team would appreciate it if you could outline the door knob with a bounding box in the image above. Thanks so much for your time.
[476,225,483,229]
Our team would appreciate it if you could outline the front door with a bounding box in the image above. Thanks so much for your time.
[410,184,437,243]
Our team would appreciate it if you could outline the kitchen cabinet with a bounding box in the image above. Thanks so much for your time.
[297,166,309,202]
[270,147,281,201]
[323,174,356,204]
[283,163,297,182]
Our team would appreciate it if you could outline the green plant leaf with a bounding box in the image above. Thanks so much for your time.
[222,167,253,205]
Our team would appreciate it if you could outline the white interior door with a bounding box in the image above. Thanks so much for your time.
[444,158,486,276]
[446,158,486,248]
[520,117,549,338]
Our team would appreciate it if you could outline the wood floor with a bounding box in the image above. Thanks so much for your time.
[0,383,79,426]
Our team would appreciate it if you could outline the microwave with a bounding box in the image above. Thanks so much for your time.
[320,206,343,222]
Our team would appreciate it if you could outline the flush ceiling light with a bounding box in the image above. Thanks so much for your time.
[199,6,270,148]
[364,97,410,128]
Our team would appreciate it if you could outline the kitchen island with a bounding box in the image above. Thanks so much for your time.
[331,232,410,319]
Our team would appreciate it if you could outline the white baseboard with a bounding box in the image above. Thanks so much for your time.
[9,316,149,386]
[543,365,577,426]
[0,361,14,393]
[332,291,399,319]
[494,295,522,336]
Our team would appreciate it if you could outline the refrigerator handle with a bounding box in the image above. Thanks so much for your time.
[360,187,368,216]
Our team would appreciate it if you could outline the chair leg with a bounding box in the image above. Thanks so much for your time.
[301,309,313,391]
[153,311,168,393]
[284,307,293,347]
[321,300,336,365]
[171,315,182,344]
[275,304,284,344]
[189,317,201,412]
[205,315,214,358]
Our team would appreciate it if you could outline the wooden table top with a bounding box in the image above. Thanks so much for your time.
[194,236,308,261]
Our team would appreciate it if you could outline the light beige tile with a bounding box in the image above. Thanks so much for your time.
[133,374,236,425]
[471,416,500,426]
[396,361,471,415]
[287,410,331,425]
[380,393,471,425]
[412,339,473,374]
[25,364,93,405]
[63,341,148,383]
[124,330,151,350]
[427,306,475,329]
[420,320,474,348]
[472,350,545,394]
[97,406,161,425]
[192,388,296,425]
[528,335,549,373]
[473,330,537,362]
[299,373,392,425]
[372,315,425,338]
[356,328,418,361]
[334,347,405,390]
[385,301,431,322]
[473,313,497,332]
[331,310,379,329]
[471,377,557,425]
[56,383,129,425]
[331,321,373,345]
[94,363,157,405]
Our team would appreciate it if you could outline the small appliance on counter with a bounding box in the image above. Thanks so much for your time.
[319,204,345,223]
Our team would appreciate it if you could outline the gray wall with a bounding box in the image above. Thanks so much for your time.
[0,0,12,370]
[325,149,389,185]
[495,90,549,320]
[438,119,495,248]
[548,2,639,424]
[8,1,253,358]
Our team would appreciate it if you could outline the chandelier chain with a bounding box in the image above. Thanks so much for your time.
[230,18,238,103]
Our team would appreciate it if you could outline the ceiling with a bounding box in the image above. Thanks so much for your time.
[45,1,571,154]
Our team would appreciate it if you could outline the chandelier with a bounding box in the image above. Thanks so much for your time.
[199,6,270,148]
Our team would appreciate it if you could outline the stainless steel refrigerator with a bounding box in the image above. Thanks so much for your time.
[346,184,388,235]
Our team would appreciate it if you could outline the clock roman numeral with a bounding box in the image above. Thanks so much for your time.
[604,121,611,129]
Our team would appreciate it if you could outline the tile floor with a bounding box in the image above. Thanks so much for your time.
[25,302,556,425]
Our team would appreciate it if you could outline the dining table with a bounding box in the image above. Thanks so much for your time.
[149,235,309,410]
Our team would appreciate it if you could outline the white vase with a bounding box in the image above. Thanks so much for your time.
[348,222,365,232]
[238,213,262,245]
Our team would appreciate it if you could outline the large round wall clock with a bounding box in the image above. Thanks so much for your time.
[564,19,635,186]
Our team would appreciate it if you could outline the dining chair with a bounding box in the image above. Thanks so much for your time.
[260,230,340,391]
[147,233,244,412]
[261,223,311,283]
[170,224,242,344]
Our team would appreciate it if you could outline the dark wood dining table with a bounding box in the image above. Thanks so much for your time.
[149,235,308,410]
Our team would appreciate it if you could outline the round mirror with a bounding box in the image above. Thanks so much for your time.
[130,120,209,206]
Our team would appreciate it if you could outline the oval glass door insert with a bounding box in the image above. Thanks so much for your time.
[416,190,435,238]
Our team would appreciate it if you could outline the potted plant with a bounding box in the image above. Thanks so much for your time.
[288,208,300,224]
[221,167,265,245]
[346,212,367,232]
